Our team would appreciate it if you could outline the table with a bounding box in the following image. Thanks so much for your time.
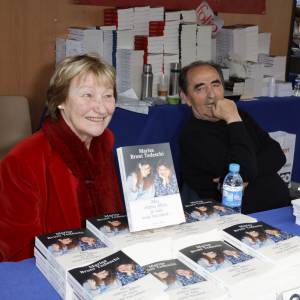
[109,96,300,182]
[0,206,299,300]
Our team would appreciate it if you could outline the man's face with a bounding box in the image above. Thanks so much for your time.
[181,65,224,122]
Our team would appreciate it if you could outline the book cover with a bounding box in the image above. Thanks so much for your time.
[222,221,300,263]
[177,240,272,288]
[144,259,227,300]
[184,199,235,223]
[86,213,169,249]
[184,199,257,230]
[86,213,130,247]
[35,228,114,280]
[68,250,166,300]
[117,142,185,232]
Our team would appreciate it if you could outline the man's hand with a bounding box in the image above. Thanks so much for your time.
[212,99,242,124]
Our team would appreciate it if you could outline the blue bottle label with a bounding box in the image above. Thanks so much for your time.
[222,185,243,208]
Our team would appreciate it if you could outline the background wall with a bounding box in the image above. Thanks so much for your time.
[0,0,293,130]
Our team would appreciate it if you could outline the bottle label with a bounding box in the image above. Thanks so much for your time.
[222,185,243,208]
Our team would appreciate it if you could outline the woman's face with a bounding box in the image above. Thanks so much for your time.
[157,165,171,178]
[265,229,279,236]
[155,271,169,279]
[223,250,237,256]
[59,72,115,148]
[247,231,259,237]
[117,263,134,273]
[197,206,208,212]
[80,236,95,244]
[175,269,191,277]
[109,220,121,227]
[139,163,152,178]
[58,238,73,245]
[203,251,217,259]
[94,270,109,279]
[213,205,226,212]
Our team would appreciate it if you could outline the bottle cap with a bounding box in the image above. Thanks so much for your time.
[229,163,240,172]
[170,62,181,72]
[143,64,152,73]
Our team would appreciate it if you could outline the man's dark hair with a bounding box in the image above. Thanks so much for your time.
[179,61,224,95]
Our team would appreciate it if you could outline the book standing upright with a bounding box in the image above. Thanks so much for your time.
[117,142,185,232]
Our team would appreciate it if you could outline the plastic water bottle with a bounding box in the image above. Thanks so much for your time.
[222,163,243,213]
[268,77,276,97]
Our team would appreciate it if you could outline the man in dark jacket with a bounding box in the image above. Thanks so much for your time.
[179,61,290,213]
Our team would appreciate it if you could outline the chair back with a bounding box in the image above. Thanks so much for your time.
[0,96,32,159]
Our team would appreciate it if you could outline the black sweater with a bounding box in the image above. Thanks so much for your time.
[180,109,290,213]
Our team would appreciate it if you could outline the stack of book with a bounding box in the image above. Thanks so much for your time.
[117,8,134,30]
[242,25,259,63]
[55,38,66,64]
[63,27,103,59]
[180,23,197,68]
[163,20,180,55]
[101,26,116,66]
[149,21,165,37]
[123,239,228,300]
[86,213,169,250]
[134,36,164,62]
[116,29,134,50]
[258,32,271,55]
[216,25,258,64]
[116,49,144,97]
[183,199,256,231]
[149,7,164,21]
[196,25,213,62]
[222,221,300,294]
[133,6,150,35]
[34,228,113,300]
[180,10,197,23]
[245,61,264,80]
[175,232,276,300]
[165,11,181,22]
[258,53,287,81]
[67,250,166,300]
[243,78,265,98]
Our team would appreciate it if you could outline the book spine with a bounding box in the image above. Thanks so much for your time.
[117,147,134,231]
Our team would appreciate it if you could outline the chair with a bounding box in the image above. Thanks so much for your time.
[0,96,32,160]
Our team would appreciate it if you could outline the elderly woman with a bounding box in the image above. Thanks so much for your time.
[0,54,124,261]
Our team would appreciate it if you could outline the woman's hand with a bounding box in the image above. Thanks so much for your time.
[131,173,138,190]
[88,279,97,289]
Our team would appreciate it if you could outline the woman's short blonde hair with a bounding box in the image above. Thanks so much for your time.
[47,54,116,120]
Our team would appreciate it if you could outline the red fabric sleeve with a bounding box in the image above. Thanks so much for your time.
[0,154,43,261]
